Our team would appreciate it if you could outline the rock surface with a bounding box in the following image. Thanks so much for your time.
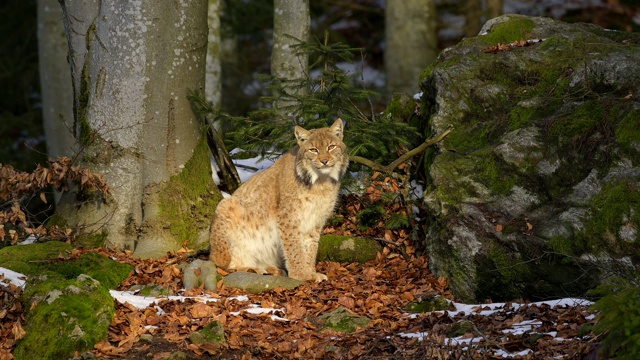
[420,14,640,302]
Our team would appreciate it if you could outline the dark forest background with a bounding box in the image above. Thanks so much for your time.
[1,0,638,171]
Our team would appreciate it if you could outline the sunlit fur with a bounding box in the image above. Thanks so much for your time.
[209,119,348,282]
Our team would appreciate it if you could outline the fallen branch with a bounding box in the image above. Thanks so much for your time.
[349,126,453,174]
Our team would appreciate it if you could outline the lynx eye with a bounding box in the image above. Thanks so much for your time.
[309,148,319,154]
[327,144,336,151]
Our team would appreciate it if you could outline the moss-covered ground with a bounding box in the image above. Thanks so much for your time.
[0,241,133,359]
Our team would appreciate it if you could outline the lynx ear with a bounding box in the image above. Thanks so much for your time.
[329,118,344,140]
[294,125,310,143]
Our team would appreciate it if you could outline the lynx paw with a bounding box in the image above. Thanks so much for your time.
[289,271,327,282]
[312,272,328,282]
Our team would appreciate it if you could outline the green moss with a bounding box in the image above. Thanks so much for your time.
[550,101,606,140]
[158,136,222,248]
[317,235,382,263]
[548,236,575,255]
[74,231,108,249]
[446,320,475,338]
[479,16,536,45]
[14,275,114,360]
[1,242,133,360]
[316,307,371,333]
[474,152,516,196]
[355,204,385,229]
[383,94,415,122]
[616,108,640,151]
[0,241,74,275]
[0,243,132,291]
[509,106,537,131]
[406,295,451,313]
[189,321,225,345]
[583,181,640,256]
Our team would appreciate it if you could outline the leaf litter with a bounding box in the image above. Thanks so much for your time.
[66,245,596,359]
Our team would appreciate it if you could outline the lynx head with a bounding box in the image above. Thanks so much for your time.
[294,118,349,186]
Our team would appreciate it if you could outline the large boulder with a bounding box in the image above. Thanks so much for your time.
[420,14,640,302]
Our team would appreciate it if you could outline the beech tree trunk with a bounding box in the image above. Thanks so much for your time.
[271,0,310,117]
[385,0,437,97]
[38,0,76,161]
[206,0,222,109]
[55,0,220,257]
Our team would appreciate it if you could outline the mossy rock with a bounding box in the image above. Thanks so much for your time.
[0,242,133,290]
[406,295,452,313]
[189,320,225,346]
[446,320,476,338]
[317,235,382,263]
[420,14,640,302]
[314,307,371,333]
[14,274,115,359]
[0,242,133,359]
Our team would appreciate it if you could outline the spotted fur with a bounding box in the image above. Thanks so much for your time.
[209,119,348,282]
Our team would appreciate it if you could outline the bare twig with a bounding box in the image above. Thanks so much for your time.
[349,126,453,173]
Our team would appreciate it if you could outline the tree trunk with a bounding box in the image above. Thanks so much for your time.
[206,0,222,109]
[38,0,77,161]
[487,0,503,20]
[465,0,482,37]
[271,0,310,118]
[55,0,220,257]
[385,0,437,98]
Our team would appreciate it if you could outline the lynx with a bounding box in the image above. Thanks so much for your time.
[209,119,348,282]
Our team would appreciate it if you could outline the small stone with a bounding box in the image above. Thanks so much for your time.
[188,321,225,345]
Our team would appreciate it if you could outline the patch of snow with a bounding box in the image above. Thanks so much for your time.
[0,267,27,289]
[18,235,37,245]
[494,348,533,358]
[230,304,289,322]
[502,319,542,335]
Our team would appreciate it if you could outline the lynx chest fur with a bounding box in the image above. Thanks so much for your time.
[209,119,348,282]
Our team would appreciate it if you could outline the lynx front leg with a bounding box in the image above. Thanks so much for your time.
[279,223,326,282]
[302,226,327,281]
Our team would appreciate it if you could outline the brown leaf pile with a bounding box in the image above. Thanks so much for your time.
[0,275,26,360]
[84,248,597,359]
[0,158,110,244]
[481,38,544,54]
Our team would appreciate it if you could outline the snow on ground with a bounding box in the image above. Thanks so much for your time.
[0,267,27,289]
[399,298,594,347]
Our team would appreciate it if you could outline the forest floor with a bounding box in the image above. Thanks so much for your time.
[86,249,599,360]
[1,188,601,359]
[1,173,603,359]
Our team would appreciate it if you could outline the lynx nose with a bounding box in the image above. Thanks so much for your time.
[320,159,329,165]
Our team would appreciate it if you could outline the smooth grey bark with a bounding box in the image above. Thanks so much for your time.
[271,0,310,117]
[385,0,437,97]
[56,0,216,253]
[206,0,222,109]
[38,0,77,160]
